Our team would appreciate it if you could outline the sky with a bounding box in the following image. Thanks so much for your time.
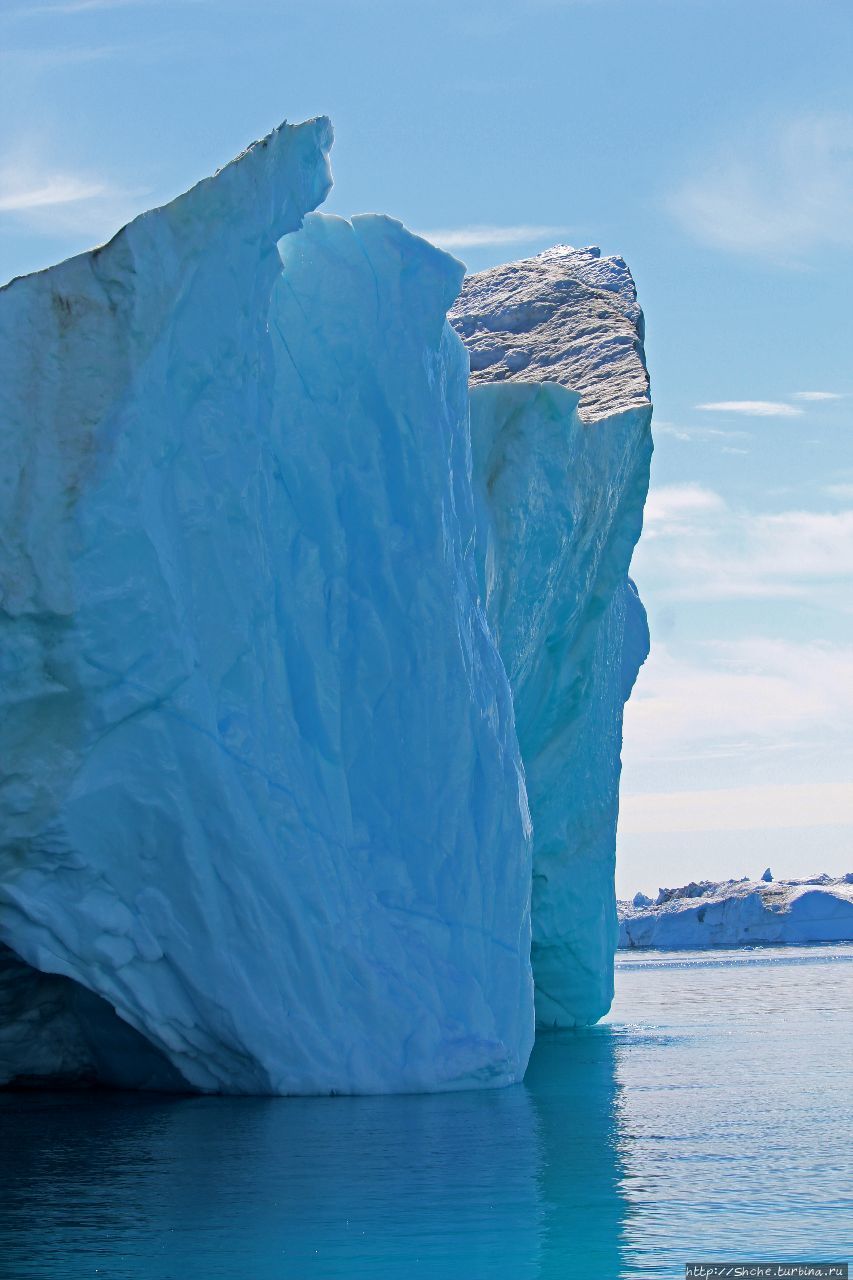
[1,0,851,897]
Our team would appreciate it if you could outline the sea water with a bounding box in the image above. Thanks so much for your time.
[1,945,850,1279]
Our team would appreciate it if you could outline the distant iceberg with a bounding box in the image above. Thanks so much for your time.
[618,875,853,948]
[0,119,651,1093]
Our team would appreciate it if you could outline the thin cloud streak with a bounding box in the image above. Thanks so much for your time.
[793,390,844,401]
[416,223,569,250]
[654,420,750,444]
[695,400,802,417]
[0,173,108,212]
[0,155,145,244]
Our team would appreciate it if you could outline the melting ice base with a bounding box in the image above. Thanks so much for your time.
[0,118,650,1093]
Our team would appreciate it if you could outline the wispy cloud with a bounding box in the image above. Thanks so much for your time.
[0,155,143,242]
[793,390,844,401]
[695,400,802,417]
[416,223,569,250]
[624,637,853,769]
[825,483,853,500]
[668,112,853,257]
[0,172,108,213]
[654,420,751,445]
[621,629,853,847]
[638,484,853,600]
[644,483,725,527]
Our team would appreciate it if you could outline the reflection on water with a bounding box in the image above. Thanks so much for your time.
[526,1029,626,1277]
[0,946,851,1279]
[0,1035,625,1279]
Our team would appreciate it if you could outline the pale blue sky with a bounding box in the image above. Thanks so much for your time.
[2,0,851,895]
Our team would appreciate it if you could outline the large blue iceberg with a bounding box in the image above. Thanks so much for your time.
[0,119,651,1093]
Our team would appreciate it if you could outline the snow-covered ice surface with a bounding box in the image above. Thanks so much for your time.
[618,874,853,949]
[451,249,652,1026]
[449,244,650,421]
[0,120,534,1094]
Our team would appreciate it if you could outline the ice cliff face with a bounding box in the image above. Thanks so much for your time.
[450,249,652,1027]
[0,120,533,1094]
[0,120,651,1092]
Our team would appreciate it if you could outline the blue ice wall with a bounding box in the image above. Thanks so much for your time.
[469,383,650,1026]
[0,126,533,1094]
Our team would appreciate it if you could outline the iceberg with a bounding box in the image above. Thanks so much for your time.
[450,247,652,1026]
[618,874,853,948]
[0,119,651,1092]
[0,120,533,1093]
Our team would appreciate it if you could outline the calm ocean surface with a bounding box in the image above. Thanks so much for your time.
[1,944,851,1279]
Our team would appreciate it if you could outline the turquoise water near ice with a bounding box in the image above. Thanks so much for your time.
[1,945,851,1279]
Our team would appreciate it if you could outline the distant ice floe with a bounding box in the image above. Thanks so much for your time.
[618,873,853,948]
